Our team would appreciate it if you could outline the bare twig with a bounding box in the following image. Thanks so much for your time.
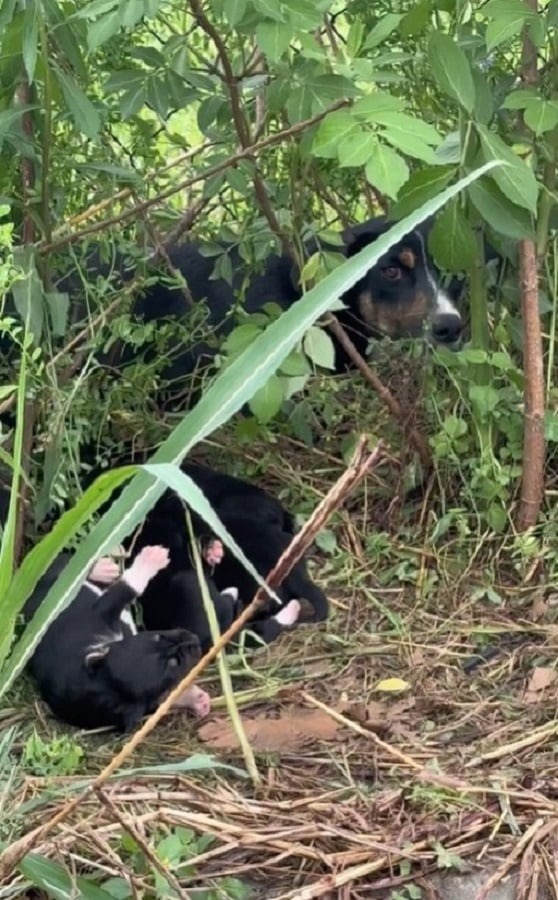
[325,315,432,469]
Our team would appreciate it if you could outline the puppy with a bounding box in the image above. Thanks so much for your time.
[25,545,210,732]
[139,537,303,652]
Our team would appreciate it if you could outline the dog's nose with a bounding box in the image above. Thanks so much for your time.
[431,313,463,345]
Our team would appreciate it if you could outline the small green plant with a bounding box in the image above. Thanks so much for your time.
[22,729,85,777]
[101,827,254,899]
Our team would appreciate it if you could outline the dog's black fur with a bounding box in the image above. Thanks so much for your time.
[124,463,327,645]
[112,217,463,389]
[24,553,201,732]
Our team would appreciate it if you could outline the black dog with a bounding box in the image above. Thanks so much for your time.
[24,545,211,732]
[123,463,327,647]
[120,217,463,388]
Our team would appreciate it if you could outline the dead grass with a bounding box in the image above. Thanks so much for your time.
[4,361,558,898]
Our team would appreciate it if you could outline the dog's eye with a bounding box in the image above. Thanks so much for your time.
[168,656,179,668]
[382,266,401,281]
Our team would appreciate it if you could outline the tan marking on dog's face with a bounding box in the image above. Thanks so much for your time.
[398,249,416,270]
[358,291,431,339]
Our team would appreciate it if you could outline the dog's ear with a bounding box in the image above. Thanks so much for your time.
[84,644,110,670]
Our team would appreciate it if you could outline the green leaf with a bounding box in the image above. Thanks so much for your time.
[0,159,503,700]
[381,128,439,164]
[401,0,431,36]
[303,325,336,370]
[428,202,477,271]
[365,141,409,200]
[45,292,70,338]
[337,130,377,168]
[223,323,262,357]
[54,68,101,139]
[87,11,122,50]
[119,83,146,119]
[391,166,454,218]
[469,383,500,416]
[476,124,538,212]
[502,88,538,109]
[352,92,405,119]
[468,176,533,240]
[249,374,284,422]
[312,109,357,158]
[524,98,558,135]
[11,247,44,343]
[279,350,311,376]
[256,21,292,60]
[427,32,476,114]
[22,3,39,83]
[483,0,537,51]
[363,13,403,48]
[372,111,441,145]
[20,854,115,900]
[222,0,247,24]
[145,74,171,119]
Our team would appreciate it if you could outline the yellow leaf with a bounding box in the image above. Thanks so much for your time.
[375,677,410,693]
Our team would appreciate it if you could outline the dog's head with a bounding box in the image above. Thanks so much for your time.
[85,629,201,705]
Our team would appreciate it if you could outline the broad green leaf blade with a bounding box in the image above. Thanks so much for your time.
[429,202,477,271]
[19,854,115,900]
[468,176,533,240]
[53,68,101,139]
[22,4,39,84]
[249,374,285,423]
[477,124,539,212]
[0,158,502,701]
[365,142,409,200]
[427,32,476,114]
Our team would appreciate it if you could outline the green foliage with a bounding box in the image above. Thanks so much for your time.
[22,730,84,776]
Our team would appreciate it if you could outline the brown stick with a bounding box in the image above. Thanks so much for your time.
[0,436,383,880]
[515,0,545,531]
[325,316,432,469]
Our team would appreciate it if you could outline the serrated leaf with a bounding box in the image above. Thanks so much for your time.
[120,83,146,119]
[54,68,101,139]
[145,74,171,119]
[248,374,284,423]
[337,130,377,168]
[477,124,538,212]
[468,176,533,239]
[427,32,476,114]
[256,21,292,61]
[429,202,477,271]
[368,142,409,199]
[303,326,336,370]
[223,323,262,357]
[375,677,410,692]
[391,166,454,218]
[279,350,310,376]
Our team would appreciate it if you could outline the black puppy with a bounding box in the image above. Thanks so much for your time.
[25,545,211,732]
[128,464,328,647]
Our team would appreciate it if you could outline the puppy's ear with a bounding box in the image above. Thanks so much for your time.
[84,644,110,670]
